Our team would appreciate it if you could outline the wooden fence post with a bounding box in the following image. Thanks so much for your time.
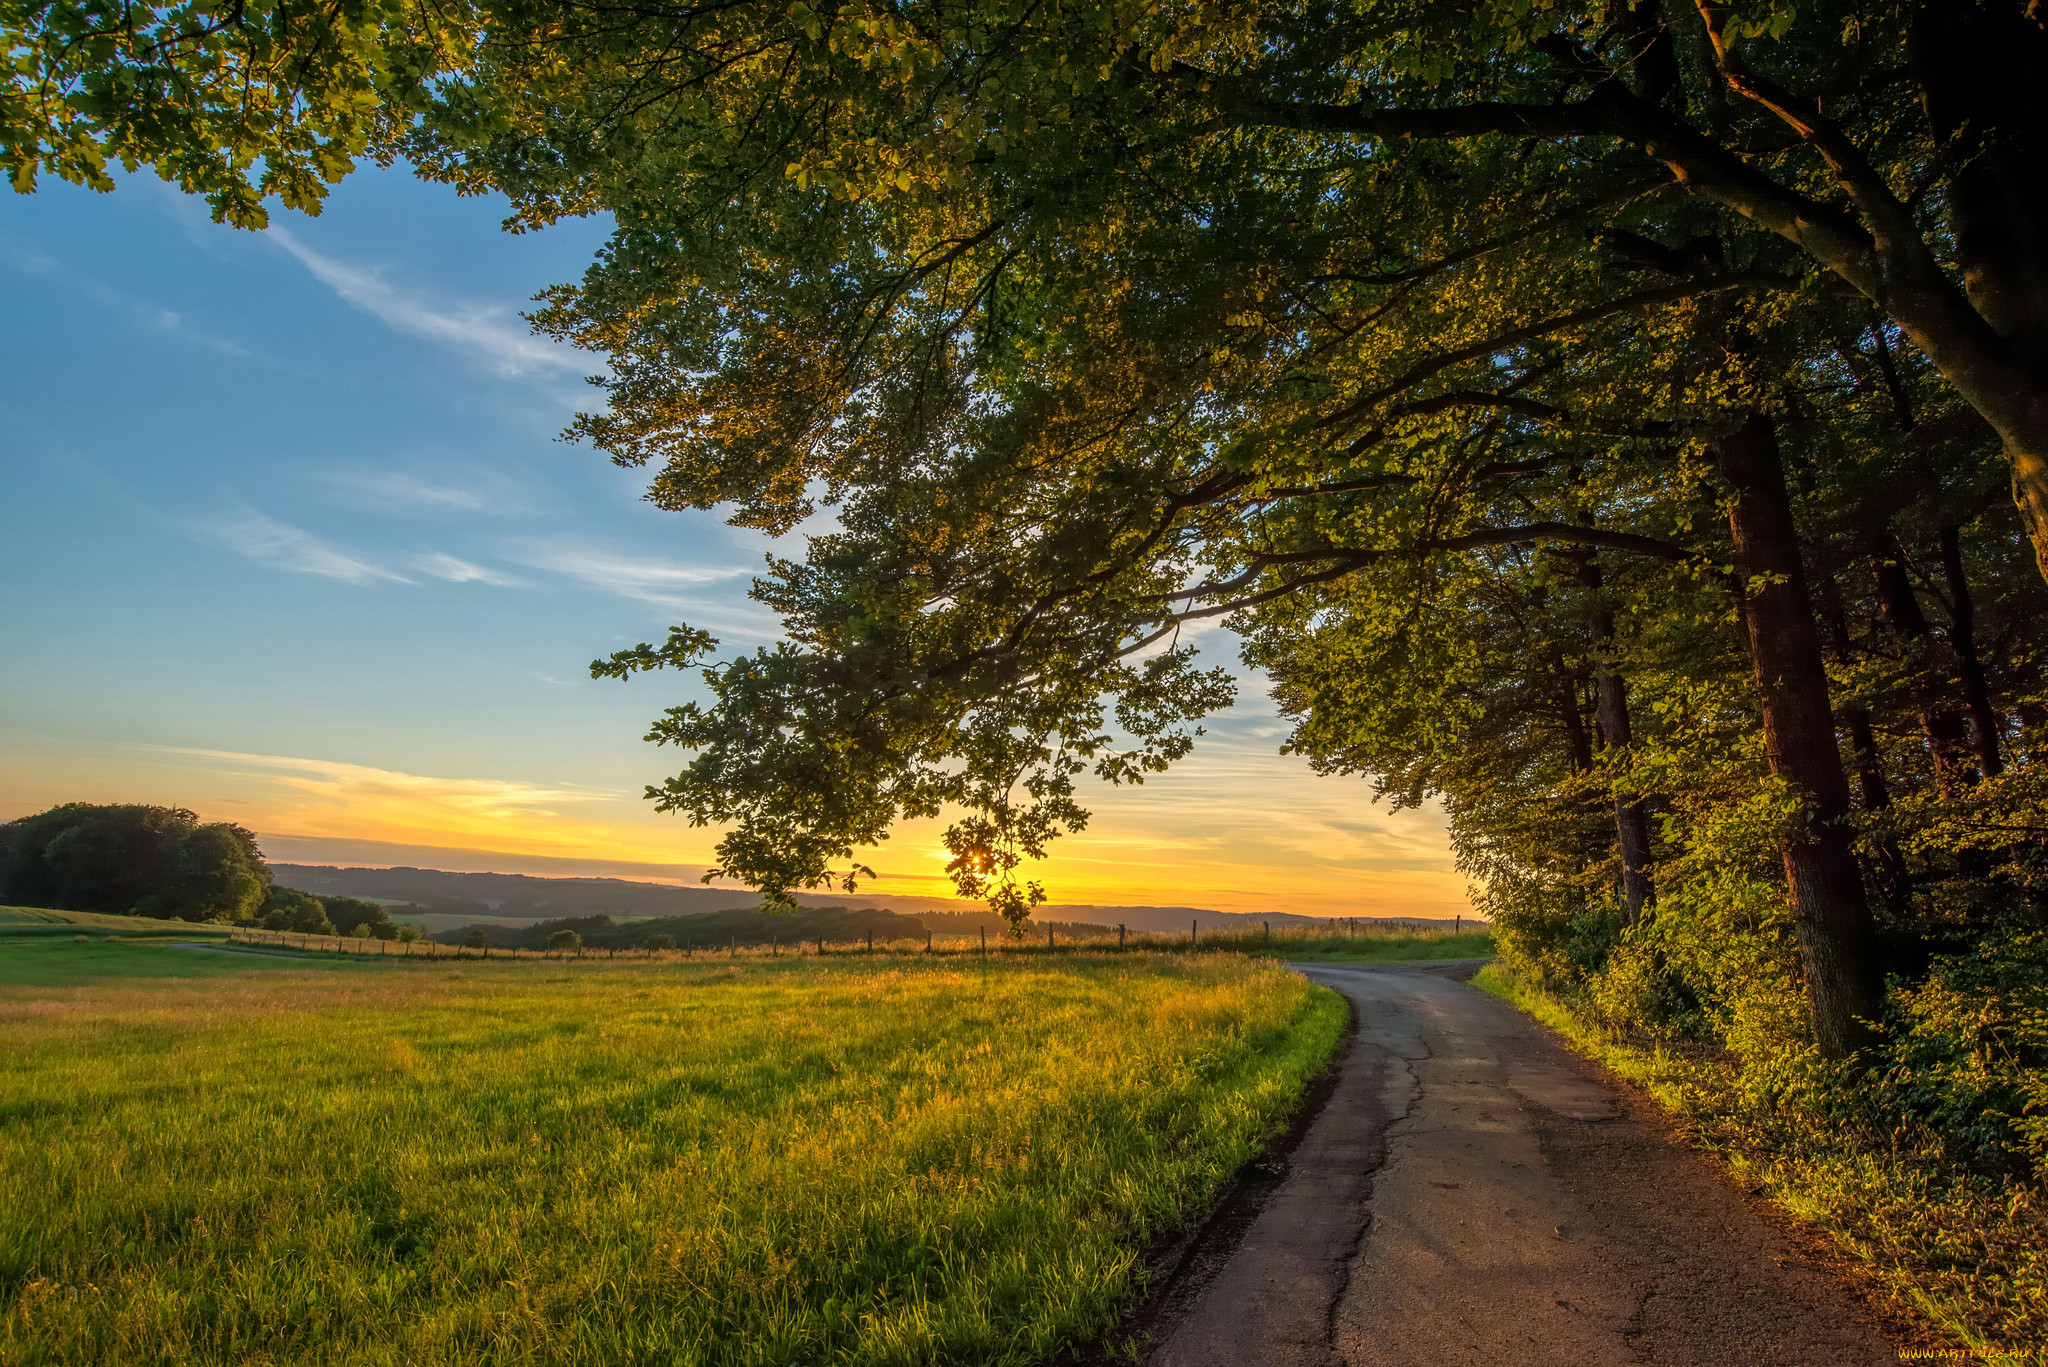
[926,931,933,954]
[1264,920,1270,944]
[1191,919,1198,945]
[1118,923,1125,949]
[979,927,986,957]
[867,930,874,953]
[1047,924,1054,951]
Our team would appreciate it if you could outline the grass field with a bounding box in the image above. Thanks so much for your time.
[0,937,1343,1366]
[1185,925,1493,963]
[0,906,234,939]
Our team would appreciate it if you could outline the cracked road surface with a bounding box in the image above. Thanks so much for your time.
[1148,964,1901,1367]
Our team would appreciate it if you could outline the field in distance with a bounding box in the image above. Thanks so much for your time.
[0,934,1343,1365]
[0,905,234,938]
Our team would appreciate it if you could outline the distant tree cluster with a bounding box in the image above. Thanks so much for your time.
[0,804,271,922]
[0,804,441,940]
[254,889,423,941]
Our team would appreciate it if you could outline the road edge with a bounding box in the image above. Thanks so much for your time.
[1057,974,1361,1366]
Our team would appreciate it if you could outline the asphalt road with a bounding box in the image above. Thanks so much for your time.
[1147,963,1902,1367]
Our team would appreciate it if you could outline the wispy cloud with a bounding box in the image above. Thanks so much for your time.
[194,510,410,585]
[521,547,755,607]
[136,746,721,869]
[266,226,582,377]
[159,748,619,822]
[319,466,532,516]
[412,552,525,587]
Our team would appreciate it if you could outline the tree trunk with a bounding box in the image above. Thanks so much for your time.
[1815,567,1913,914]
[1577,556,1655,922]
[1872,534,1976,788]
[1936,525,2005,778]
[1905,0,2048,585]
[1547,647,1595,774]
[1596,669,1656,924]
[1718,415,1883,1058]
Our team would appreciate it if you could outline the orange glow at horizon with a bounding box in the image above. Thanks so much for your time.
[0,739,1473,919]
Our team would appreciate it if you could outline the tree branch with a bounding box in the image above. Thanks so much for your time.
[1317,273,1795,435]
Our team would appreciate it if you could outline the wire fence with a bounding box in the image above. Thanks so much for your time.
[226,917,1488,965]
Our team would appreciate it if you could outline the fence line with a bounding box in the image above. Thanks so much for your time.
[223,920,1487,967]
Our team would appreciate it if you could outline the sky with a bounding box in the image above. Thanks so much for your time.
[0,166,1471,919]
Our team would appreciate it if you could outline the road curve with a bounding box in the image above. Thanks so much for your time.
[1147,963,1901,1367]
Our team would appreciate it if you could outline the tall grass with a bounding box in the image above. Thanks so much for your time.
[0,949,1342,1366]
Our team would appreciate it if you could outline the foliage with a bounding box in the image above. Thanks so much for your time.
[323,897,396,939]
[0,804,270,922]
[0,947,1343,1365]
[543,927,580,953]
[1,0,475,226]
[252,892,401,938]
[1871,931,2048,1183]
[259,889,337,936]
[359,0,2048,929]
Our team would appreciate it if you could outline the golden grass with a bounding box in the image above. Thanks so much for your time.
[0,947,1342,1366]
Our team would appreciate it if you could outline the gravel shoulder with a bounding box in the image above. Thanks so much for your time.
[1147,962,1902,1367]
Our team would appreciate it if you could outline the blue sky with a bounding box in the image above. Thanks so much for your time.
[0,166,1466,917]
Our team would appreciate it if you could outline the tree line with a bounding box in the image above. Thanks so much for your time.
[0,804,427,939]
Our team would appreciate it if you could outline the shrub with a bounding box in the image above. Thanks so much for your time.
[545,929,581,954]
[260,890,335,937]
[1870,930,2048,1181]
[644,932,676,952]
[322,896,394,939]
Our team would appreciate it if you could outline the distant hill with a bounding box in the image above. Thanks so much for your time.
[271,864,1480,932]
[271,865,759,920]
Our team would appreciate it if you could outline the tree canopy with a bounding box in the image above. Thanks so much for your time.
[0,803,272,920]
[2,0,471,224]
[14,0,2048,1059]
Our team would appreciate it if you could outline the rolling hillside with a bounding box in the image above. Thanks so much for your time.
[271,864,1480,932]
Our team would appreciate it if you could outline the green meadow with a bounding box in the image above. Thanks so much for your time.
[0,930,1344,1366]
[1175,924,1493,964]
